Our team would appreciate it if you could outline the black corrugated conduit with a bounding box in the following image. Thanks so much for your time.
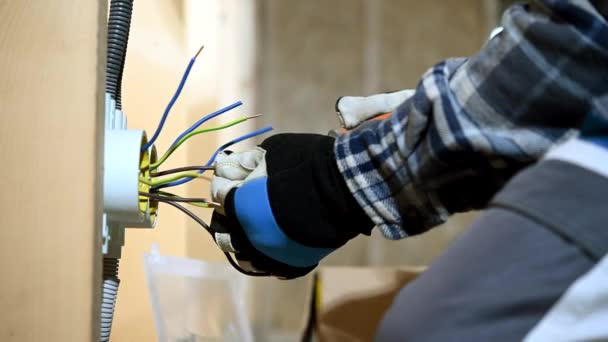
[106,0,133,110]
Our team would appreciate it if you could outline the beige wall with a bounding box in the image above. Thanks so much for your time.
[0,1,105,341]
[114,0,499,339]
[111,1,222,340]
[253,1,490,270]
[0,1,504,341]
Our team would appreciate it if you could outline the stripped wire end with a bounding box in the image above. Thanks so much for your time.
[202,201,222,209]
[247,114,263,120]
[194,44,205,59]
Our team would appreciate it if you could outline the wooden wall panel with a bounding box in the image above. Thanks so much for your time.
[0,1,105,341]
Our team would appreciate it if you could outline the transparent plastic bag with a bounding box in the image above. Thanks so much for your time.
[144,245,254,342]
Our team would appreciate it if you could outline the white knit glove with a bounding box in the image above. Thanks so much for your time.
[335,89,414,129]
[211,147,267,208]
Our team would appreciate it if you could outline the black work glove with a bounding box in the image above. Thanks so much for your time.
[210,133,373,278]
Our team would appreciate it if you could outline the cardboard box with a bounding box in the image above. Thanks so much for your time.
[303,266,425,342]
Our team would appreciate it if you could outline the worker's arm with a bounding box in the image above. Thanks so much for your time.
[336,0,608,239]
[210,0,608,277]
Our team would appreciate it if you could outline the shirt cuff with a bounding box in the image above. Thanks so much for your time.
[334,119,444,240]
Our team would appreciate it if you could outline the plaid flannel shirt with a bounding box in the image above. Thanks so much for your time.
[335,0,608,240]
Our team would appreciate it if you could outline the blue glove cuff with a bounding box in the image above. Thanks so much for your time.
[582,136,608,149]
[233,177,334,267]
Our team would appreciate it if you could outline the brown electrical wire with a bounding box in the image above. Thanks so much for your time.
[139,191,221,208]
[150,166,215,177]
[155,198,270,277]
[157,198,211,230]
[223,252,270,277]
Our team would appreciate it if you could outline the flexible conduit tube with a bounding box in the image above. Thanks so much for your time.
[106,0,134,110]
[103,2,132,340]
[101,258,120,342]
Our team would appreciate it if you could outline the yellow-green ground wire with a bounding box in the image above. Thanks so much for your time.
[150,116,254,169]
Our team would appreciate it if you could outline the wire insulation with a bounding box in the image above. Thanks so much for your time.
[153,190,211,208]
[142,45,204,152]
[158,199,211,229]
[151,172,205,187]
[151,166,215,177]
[155,199,270,276]
[224,252,271,277]
[206,125,274,167]
[139,191,219,207]
[151,116,253,169]
[170,101,243,148]
[154,125,273,190]
[139,172,206,187]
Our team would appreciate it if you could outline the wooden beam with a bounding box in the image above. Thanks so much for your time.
[0,1,105,341]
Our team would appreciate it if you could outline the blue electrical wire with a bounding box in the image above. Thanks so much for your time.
[142,46,204,152]
[153,125,274,190]
[148,101,244,171]
[204,125,273,166]
[169,100,243,148]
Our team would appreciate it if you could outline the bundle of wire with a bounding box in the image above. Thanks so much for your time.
[138,45,272,277]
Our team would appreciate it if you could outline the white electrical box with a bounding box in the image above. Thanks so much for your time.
[102,94,157,258]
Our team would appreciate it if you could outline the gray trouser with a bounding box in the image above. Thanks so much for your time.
[376,160,608,341]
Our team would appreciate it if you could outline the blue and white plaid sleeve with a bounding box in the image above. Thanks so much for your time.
[335,0,608,240]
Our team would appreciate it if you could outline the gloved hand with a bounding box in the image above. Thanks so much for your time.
[335,89,414,130]
[210,133,373,279]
